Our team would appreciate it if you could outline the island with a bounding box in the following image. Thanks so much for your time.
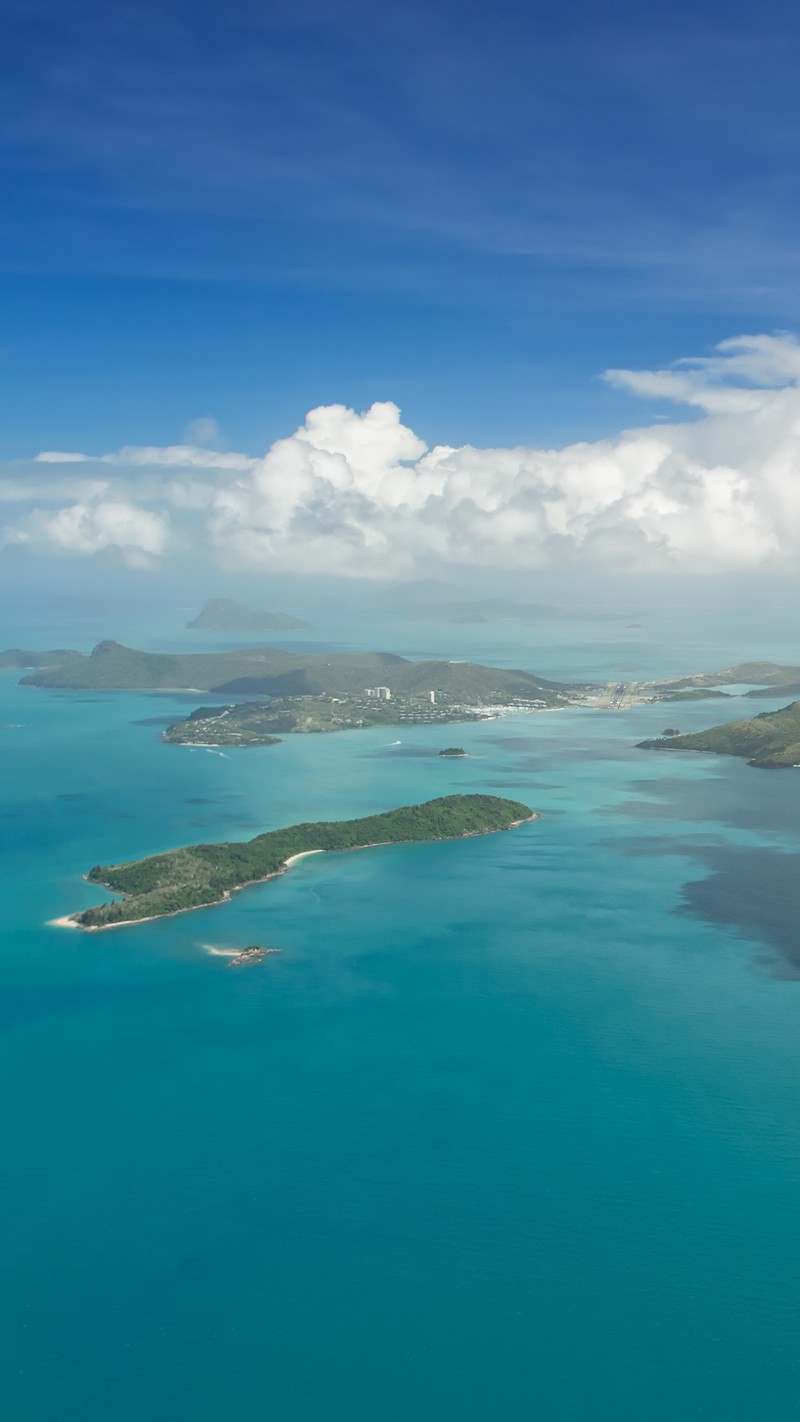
[186,598,311,632]
[227,945,281,967]
[19,641,584,707]
[439,747,467,756]
[0,648,83,669]
[163,695,492,743]
[638,699,800,768]
[642,661,800,699]
[62,794,536,929]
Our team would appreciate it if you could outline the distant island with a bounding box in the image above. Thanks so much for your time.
[18,641,587,747]
[439,746,467,756]
[0,648,83,669]
[638,699,800,768]
[406,598,562,624]
[186,598,311,632]
[643,661,800,700]
[61,794,535,929]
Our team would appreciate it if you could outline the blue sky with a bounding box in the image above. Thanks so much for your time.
[4,0,800,459]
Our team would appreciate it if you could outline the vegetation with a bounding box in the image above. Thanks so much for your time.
[20,640,583,702]
[654,689,730,702]
[164,694,493,744]
[439,747,467,756]
[650,661,800,694]
[74,794,534,928]
[745,681,800,700]
[186,599,311,631]
[639,700,800,768]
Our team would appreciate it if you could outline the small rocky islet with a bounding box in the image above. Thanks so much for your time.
[227,945,281,968]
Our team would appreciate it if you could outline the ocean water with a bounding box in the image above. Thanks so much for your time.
[2,609,800,1420]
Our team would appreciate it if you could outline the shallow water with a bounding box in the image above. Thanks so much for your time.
[2,607,800,1421]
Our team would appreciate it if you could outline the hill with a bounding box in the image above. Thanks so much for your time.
[70,794,535,928]
[650,661,800,694]
[0,648,83,668]
[21,641,583,703]
[186,598,311,631]
[638,700,800,768]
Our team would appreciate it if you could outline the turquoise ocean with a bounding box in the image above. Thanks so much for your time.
[2,604,800,1421]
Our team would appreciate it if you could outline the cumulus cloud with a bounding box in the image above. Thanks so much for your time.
[7,500,170,569]
[6,334,800,576]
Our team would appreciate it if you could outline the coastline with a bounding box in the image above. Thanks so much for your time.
[50,815,539,933]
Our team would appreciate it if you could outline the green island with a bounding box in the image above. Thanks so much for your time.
[639,699,800,768]
[17,640,583,705]
[69,794,535,929]
[11,639,587,743]
[439,747,467,756]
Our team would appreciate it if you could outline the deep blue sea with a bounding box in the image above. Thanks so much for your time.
[3,604,800,1421]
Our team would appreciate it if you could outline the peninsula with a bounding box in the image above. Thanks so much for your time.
[642,661,800,699]
[638,699,800,768]
[68,794,535,929]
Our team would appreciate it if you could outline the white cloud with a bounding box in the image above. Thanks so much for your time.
[7,334,800,577]
[36,444,255,471]
[8,501,170,568]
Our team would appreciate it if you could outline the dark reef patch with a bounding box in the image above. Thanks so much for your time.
[677,845,800,977]
[609,769,800,838]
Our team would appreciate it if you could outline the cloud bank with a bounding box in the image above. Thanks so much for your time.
[5,334,800,577]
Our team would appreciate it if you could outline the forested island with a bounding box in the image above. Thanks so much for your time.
[68,794,535,929]
[639,699,800,768]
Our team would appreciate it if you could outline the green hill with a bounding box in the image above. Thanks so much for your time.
[72,794,535,928]
[638,700,800,768]
[21,640,581,703]
[21,641,404,692]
